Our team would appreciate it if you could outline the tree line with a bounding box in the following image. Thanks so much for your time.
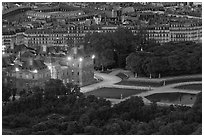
[126,41,202,77]
[2,79,202,135]
[83,27,138,70]
[84,27,201,77]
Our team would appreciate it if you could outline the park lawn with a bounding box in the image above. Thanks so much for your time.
[174,84,202,91]
[116,77,202,87]
[165,77,202,85]
[116,73,129,80]
[100,70,112,74]
[116,80,163,87]
[85,88,148,99]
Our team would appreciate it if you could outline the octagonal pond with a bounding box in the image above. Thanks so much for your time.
[145,92,199,105]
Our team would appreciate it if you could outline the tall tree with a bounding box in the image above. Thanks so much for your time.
[84,33,115,70]
[44,79,67,98]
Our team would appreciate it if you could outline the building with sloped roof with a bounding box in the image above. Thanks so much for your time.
[3,43,95,92]
[2,51,51,92]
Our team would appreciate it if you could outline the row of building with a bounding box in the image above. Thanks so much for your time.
[3,17,202,51]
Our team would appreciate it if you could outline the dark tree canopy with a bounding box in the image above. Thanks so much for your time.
[2,85,202,135]
[126,42,202,77]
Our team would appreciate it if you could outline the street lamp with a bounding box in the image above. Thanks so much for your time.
[33,69,38,73]
[67,56,72,61]
[91,54,95,59]
[15,67,19,72]
[79,57,83,62]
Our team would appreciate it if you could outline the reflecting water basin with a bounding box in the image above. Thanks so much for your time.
[145,92,197,105]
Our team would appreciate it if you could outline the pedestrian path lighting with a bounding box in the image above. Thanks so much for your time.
[79,57,83,62]
[32,69,38,73]
[92,54,95,59]
[15,67,19,72]
[121,94,123,99]
[67,56,72,61]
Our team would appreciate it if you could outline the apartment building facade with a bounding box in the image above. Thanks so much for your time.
[3,18,202,52]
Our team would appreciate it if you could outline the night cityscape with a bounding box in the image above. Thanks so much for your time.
[2,2,202,135]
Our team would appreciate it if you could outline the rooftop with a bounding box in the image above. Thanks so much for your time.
[20,59,48,71]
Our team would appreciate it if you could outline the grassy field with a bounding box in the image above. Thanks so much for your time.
[100,70,112,74]
[166,77,202,85]
[85,88,148,99]
[116,73,129,80]
[116,77,202,87]
[116,80,162,87]
[174,84,202,91]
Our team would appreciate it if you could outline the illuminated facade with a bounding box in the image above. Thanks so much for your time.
[25,26,88,48]
[2,51,51,92]
[44,47,95,87]
[169,19,202,42]
[60,53,95,86]
[2,17,202,52]
[26,10,85,19]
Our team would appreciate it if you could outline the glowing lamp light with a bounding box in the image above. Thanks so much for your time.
[48,66,52,70]
[15,68,19,72]
[92,55,95,59]
[33,69,38,73]
[79,57,83,62]
[67,56,72,60]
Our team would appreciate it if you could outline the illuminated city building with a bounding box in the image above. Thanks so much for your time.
[2,51,51,92]
[26,10,85,19]
[25,26,88,48]
[44,45,95,87]
[169,18,202,42]
[61,47,95,86]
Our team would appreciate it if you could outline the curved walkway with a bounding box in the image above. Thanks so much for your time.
[138,81,202,97]
[81,71,121,93]
[107,81,202,107]
[81,69,202,107]
[81,69,153,93]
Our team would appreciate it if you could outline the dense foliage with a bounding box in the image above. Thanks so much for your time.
[84,27,137,69]
[2,79,202,135]
[84,27,201,77]
[126,41,202,77]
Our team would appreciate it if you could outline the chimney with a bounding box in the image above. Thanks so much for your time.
[73,38,78,55]
[73,47,77,55]
[43,45,47,52]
